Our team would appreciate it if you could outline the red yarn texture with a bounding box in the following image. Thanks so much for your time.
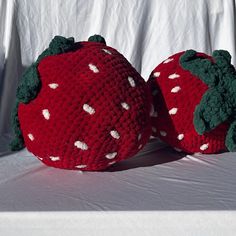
[18,42,151,171]
[148,52,229,154]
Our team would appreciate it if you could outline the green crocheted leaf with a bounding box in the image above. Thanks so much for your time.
[194,88,232,134]
[10,100,25,150]
[11,36,75,151]
[225,120,236,151]
[37,36,75,63]
[212,50,231,69]
[16,65,41,103]
[181,49,236,151]
[180,49,220,87]
[88,35,106,44]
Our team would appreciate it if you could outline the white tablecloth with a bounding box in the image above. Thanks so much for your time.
[0,140,236,235]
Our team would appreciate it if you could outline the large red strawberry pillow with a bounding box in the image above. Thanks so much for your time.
[148,50,236,154]
[11,35,152,171]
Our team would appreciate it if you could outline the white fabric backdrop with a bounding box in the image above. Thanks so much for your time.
[0,1,236,234]
[0,0,236,149]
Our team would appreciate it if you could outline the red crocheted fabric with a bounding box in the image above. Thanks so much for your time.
[148,51,229,154]
[18,41,152,170]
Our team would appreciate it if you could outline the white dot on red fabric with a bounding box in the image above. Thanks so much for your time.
[163,58,174,64]
[102,48,112,55]
[153,72,160,78]
[152,127,157,133]
[110,130,120,139]
[108,161,116,165]
[42,109,50,120]
[121,102,130,110]
[169,108,178,115]
[74,141,88,150]
[83,104,95,115]
[128,76,136,87]
[160,131,167,137]
[174,147,182,152]
[138,134,142,141]
[168,73,180,79]
[151,111,158,118]
[105,152,117,159]
[150,104,155,116]
[49,156,60,161]
[171,86,181,93]
[28,133,34,141]
[75,165,87,169]
[138,144,143,149]
[200,143,209,151]
[177,134,184,140]
[48,83,59,89]
[89,63,99,73]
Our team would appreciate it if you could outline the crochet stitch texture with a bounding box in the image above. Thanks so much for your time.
[12,35,152,171]
[148,50,236,154]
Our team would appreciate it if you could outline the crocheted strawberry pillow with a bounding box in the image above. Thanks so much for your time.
[11,35,152,171]
[148,50,236,154]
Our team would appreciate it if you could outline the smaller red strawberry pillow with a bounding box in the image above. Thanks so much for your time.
[148,50,236,154]
[11,35,152,171]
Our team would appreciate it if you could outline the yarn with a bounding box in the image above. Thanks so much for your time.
[12,35,152,171]
[148,50,236,154]
[11,36,76,150]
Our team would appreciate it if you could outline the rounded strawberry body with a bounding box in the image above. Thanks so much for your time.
[148,50,236,154]
[12,35,152,171]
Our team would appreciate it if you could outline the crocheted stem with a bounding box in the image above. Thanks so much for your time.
[10,36,75,151]
[88,35,106,45]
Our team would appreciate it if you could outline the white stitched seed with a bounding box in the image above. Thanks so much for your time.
[75,165,87,169]
[150,104,155,116]
[200,143,209,151]
[28,133,34,141]
[121,102,130,110]
[102,48,112,55]
[163,58,174,64]
[151,111,158,118]
[108,161,116,165]
[168,73,180,79]
[48,83,59,89]
[105,152,117,159]
[153,72,160,77]
[138,133,142,141]
[138,144,143,149]
[169,108,178,115]
[174,147,182,152]
[42,109,50,120]
[83,104,95,115]
[74,141,88,150]
[177,134,184,140]
[160,131,167,137]
[110,130,120,139]
[128,76,136,87]
[49,156,60,161]
[171,86,181,93]
[152,127,157,133]
[89,63,99,73]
